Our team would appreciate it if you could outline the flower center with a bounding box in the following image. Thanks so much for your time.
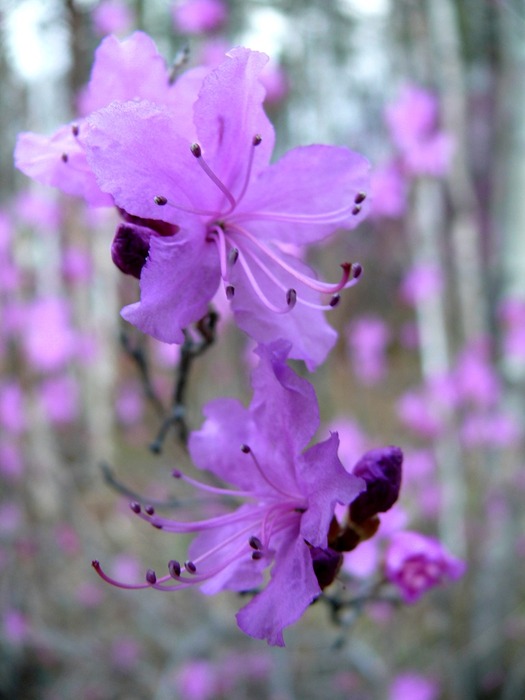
[152,137,366,313]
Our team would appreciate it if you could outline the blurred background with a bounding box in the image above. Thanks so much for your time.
[1,0,525,698]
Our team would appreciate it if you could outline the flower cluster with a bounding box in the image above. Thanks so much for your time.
[14,31,464,646]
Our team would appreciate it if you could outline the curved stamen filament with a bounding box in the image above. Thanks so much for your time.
[153,542,253,589]
[154,195,219,218]
[191,143,237,211]
[238,243,360,311]
[241,445,302,500]
[230,200,364,226]
[236,253,295,314]
[92,560,152,590]
[228,223,351,295]
[207,226,229,280]
[172,468,252,499]
[143,504,264,533]
[227,134,262,214]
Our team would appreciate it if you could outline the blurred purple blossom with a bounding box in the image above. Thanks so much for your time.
[172,0,228,35]
[347,314,390,385]
[385,531,465,603]
[389,672,440,700]
[92,1,134,36]
[399,263,444,306]
[370,161,407,219]
[386,85,453,177]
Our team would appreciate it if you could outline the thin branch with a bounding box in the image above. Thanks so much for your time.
[149,310,219,454]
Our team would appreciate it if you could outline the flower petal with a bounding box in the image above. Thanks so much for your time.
[234,144,370,243]
[299,433,366,548]
[228,247,338,371]
[14,127,112,206]
[121,232,220,343]
[236,525,320,646]
[82,100,221,225]
[194,47,275,198]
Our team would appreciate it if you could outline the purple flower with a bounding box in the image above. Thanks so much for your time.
[80,47,370,368]
[385,531,466,603]
[93,342,365,645]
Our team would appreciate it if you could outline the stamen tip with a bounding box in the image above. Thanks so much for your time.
[286,288,297,309]
[169,560,181,578]
[61,153,68,163]
[145,569,157,584]
[154,195,168,206]
[190,143,202,158]
[330,294,341,308]
[185,560,197,574]
[253,134,262,146]
[252,551,264,560]
[352,263,363,279]
[354,192,367,204]
[71,124,80,137]
[241,444,251,454]
[226,285,235,300]
[172,469,182,479]
[130,501,141,514]
[144,505,155,516]
[352,204,362,215]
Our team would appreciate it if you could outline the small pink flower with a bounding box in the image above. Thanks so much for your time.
[172,0,228,35]
[389,672,440,700]
[385,531,465,603]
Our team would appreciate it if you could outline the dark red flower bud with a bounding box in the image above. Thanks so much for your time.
[111,223,152,278]
[349,446,403,524]
[310,546,343,590]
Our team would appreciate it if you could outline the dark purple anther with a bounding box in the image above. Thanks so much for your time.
[252,551,263,560]
[71,124,80,137]
[146,569,157,584]
[352,263,362,279]
[352,204,362,216]
[226,285,235,300]
[354,192,366,204]
[185,560,197,574]
[253,134,262,146]
[286,288,297,309]
[154,195,168,206]
[145,505,155,516]
[191,143,202,158]
[241,444,251,454]
[111,223,152,279]
[310,546,343,590]
[329,294,340,308]
[172,469,182,479]
[61,153,68,163]
[228,247,239,266]
[349,446,403,524]
[168,560,181,578]
[130,502,141,514]
[249,536,263,550]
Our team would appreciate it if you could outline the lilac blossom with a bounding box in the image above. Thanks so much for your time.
[93,342,367,645]
[80,47,369,368]
[385,531,465,603]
